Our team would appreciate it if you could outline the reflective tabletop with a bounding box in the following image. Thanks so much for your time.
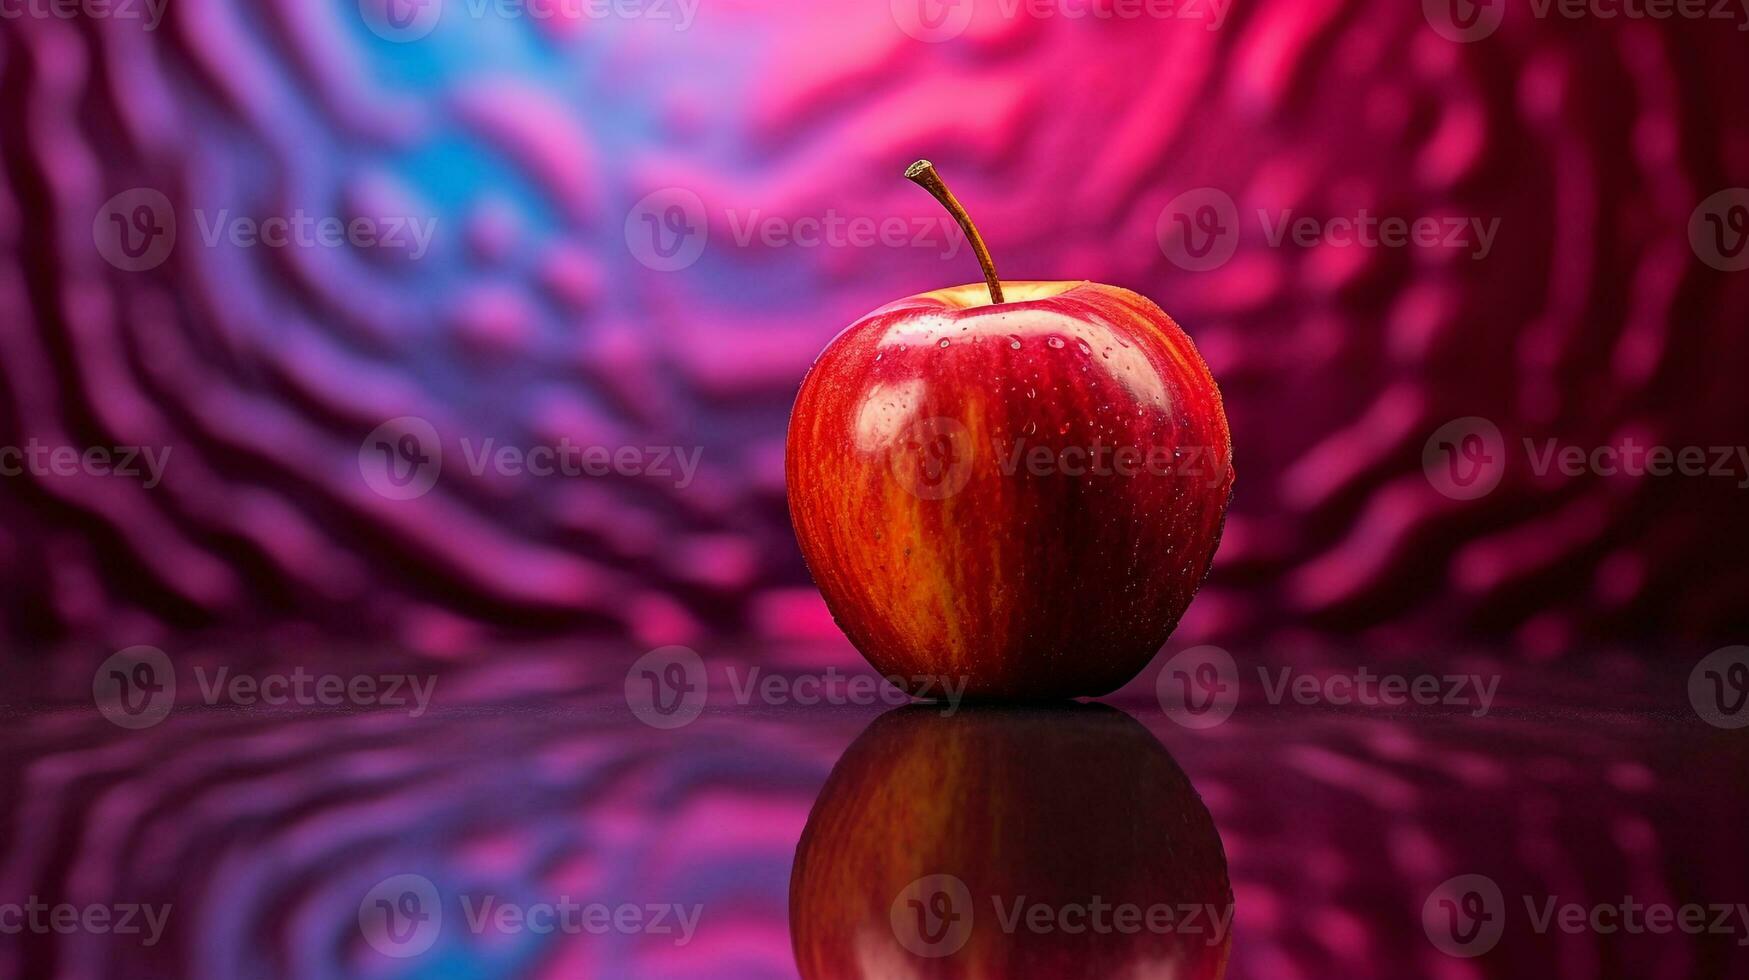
[5,644,1746,979]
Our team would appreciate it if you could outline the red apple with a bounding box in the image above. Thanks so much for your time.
[790,704,1234,978]
[785,161,1233,699]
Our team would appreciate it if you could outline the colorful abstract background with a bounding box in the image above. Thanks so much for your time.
[1,1,1747,978]
[2,0,1746,659]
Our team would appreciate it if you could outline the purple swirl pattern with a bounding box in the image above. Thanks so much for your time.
[0,1,1743,658]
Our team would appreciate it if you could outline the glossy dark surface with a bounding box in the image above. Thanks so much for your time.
[4,645,1745,979]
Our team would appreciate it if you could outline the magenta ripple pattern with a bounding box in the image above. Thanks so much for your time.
[0,3,1746,658]
[1,655,1745,978]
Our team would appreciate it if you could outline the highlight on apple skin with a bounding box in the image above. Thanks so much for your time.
[790,704,1234,979]
[784,162,1233,700]
[785,276,1233,699]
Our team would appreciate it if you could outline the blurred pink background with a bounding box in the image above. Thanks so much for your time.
[2,7,1749,978]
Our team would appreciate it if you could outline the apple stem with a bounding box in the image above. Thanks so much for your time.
[905,160,1004,305]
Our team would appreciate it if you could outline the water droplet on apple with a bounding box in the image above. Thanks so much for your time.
[1008,336,1022,350]
[1077,342,1092,355]
[1047,337,1065,349]
[938,339,950,348]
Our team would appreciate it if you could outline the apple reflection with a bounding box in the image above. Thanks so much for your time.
[790,703,1232,979]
